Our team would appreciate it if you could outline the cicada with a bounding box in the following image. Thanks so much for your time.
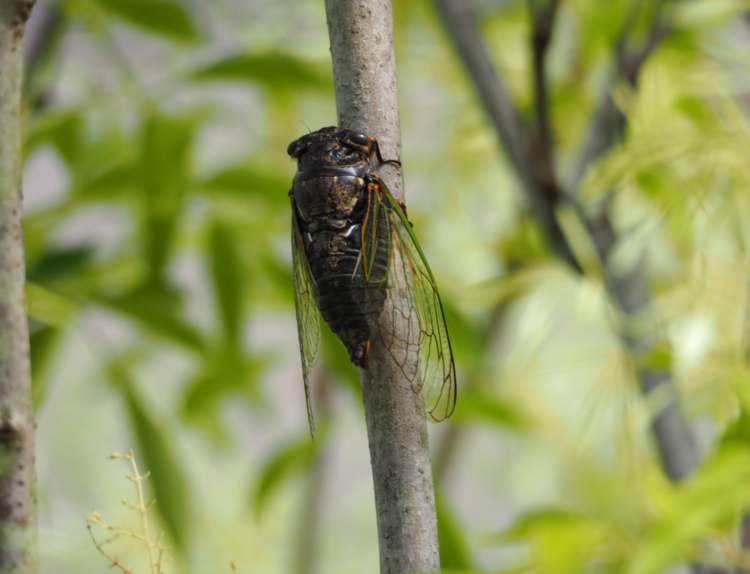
[287,126,456,438]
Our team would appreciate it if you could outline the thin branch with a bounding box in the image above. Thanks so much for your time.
[0,1,38,571]
[433,0,582,273]
[324,1,440,573]
[89,452,169,574]
[529,0,561,167]
[87,525,135,574]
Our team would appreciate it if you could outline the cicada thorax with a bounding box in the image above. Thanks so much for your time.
[291,141,390,367]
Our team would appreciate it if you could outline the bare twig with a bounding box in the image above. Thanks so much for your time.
[529,0,561,166]
[324,1,440,572]
[432,0,582,273]
[87,524,135,574]
[0,1,38,571]
[88,451,170,574]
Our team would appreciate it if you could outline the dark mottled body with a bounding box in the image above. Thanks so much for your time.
[288,127,391,366]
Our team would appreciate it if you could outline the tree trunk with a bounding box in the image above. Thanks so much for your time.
[323,1,441,573]
[0,1,37,571]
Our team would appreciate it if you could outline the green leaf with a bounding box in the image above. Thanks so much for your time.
[145,215,177,284]
[95,0,199,43]
[451,389,532,432]
[141,111,198,199]
[720,411,750,448]
[209,223,244,347]
[631,447,750,574]
[191,51,332,94]
[320,323,359,396]
[27,246,93,282]
[26,282,80,327]
[200,165,290,204]
[30,326,65,410]
[104,286,206,351]
[635,341,673,372]
[138,111,202,282]
[109,362,191,550]
[440,300,489,368]
[253,432,318,519]
[499,216,551,268]
[179,350,262,442]
[80,161,139,199]
[436,486,472,570]
[499,509,603,574]
[25,109,83,166]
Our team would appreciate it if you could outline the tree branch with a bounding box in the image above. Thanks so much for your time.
[529,0,561,169]
[0,1,38,571]
[323,1,440,573]
[435,0,698,488]
[432,0,582,273]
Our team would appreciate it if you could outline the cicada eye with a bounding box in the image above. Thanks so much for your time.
[347,131,370,147]
[287,140,300,157]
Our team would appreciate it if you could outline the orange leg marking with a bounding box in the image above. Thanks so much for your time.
[361,340,371,369]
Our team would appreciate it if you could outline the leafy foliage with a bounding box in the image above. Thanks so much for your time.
[22,0,750,573]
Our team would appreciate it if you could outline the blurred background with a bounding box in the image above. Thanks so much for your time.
[20,0,750,573]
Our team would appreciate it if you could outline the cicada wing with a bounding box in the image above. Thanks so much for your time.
[368,177,457,422]
[359,181,390,285]
[291,200,322,439]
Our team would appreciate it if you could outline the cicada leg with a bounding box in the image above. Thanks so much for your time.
[349,339,371,369]
[395,199,414,228]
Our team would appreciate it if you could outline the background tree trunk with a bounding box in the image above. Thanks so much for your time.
[323,1,441,573]
[0,1,38,571]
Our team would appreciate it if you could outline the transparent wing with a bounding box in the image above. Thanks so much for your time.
[368,177,457,422]
[291,199,321,439]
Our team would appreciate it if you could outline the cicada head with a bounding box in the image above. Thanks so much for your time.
[287,127,400,172]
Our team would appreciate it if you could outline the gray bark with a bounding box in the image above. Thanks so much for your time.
[323,1,440,573]
[0,0,38,572]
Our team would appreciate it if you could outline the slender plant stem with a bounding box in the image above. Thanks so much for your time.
[0,1,37,571]
[130,454,157,574]
[323,1,440,572]
[529,0,561,173]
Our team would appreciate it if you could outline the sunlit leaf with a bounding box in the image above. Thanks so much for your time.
[191,51,332,94]
[451,388,532,432]
[631,447,750,574]
[139,111,202,282]
[109,362,191,550]
[498,508,604,574]
[179,350,262,442]
[30,326,64,410]
[200,165,290,204]
[104,286,206,351]
[95,0,199,43]
[27,246,93,282]
[209,223,244,347]
[24,109,83,166]
[436,486,472,570]
[252,430,324,519]
[26,282,80,327]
